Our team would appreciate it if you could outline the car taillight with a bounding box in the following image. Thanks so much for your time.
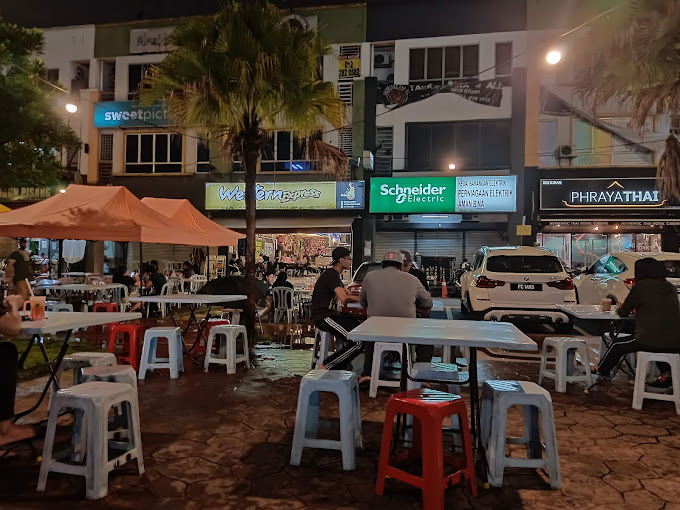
[475,275,505,288]
[624,278,635,289]
[547,277,574,290]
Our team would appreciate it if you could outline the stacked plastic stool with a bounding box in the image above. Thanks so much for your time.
[46,302,74,312]
[290,370,363,470]
[311,328,333,369]
[369,342,405,398]
[376,388,477,510]
[108,323,146,371]
[538,336,593,392]
[92,302,120,313]
[38,382,144,499]
[480,380,561,489]
[203,324,250,374]
[50,352,117,405]
[633,352,680,414]
[138,327,184,380]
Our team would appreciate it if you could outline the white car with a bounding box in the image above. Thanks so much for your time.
[573,251,680,306]
[460,246,577,332]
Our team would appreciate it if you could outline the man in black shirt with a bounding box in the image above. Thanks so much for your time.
[312,247,369,379]
[399,249,429,291]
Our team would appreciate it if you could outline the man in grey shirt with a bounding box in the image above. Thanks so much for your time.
[359,250,433,382]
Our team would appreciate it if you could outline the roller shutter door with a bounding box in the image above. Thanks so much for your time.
[464,231,508,259]
[415,231,464,263]
[374,232,416,260]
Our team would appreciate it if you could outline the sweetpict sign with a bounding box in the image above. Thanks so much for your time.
[205,181,364,210]
[540,178,665,210]
[93,101,170,128]
[369,176,516,214]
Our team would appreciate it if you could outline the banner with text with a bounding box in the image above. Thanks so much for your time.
[94,101,170,128]
[369,176,516,214]
[379,79,504,109]
[540,178,665,210]
[205,181,364,210]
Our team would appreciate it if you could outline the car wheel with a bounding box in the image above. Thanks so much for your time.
[554,321,574,334]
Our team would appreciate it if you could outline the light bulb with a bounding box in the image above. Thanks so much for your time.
[546,50,562,65]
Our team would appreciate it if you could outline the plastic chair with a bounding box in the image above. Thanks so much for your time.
[633,352,680,414]
[272,287,296,324]
[189,275,207,294]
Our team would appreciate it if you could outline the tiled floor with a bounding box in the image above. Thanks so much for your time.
[2,319,680,510]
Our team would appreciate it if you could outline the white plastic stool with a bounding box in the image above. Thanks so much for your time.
[369,342,404,398]
[312,329,333,369]
[138,327,184,380]
[37,382,144,499]
[50,352,117,406]
[204,325,250,375]
[46,302,74,312]
[632,352,680,414]
[481,380,560,489]
[538,336,593,392]
[290,370,363,470]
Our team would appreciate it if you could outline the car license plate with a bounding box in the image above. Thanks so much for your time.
[510,283,542,291]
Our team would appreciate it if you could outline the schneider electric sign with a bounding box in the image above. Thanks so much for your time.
[370,176,516,214]
[205,181,364,210]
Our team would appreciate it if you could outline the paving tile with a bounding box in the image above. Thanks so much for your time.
[624,488,665,509]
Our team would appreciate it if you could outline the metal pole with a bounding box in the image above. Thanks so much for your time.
[139,242,143,270]
[206,245,210,281]
[58,239,63,278]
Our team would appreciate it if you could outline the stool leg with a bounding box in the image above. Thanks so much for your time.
[138,337,152,380]
[227,335,237,375]
[353,381,363,450]
[457,406,478,497]
[541,404,561,489]
[86,402,108,499]
[242,332,250,369]
[487,401,508,488]
[168,337,179,379]
[480,394,492,450]
[305,390,321,439]
[556,347,566,393]
[579,345,593,386]
[376,407,398,496]
[204,331,215,371]
[632,354,647,410]
[37,400,61,492]
[127,397,145,475]
[369,346,383,398]
[538,341,548,385]
[421,413,445,510]
[338,388,356,470]
[177,333,184,373]
[129,332,139,372]
[523,405,542,459]
[71,409,87,462]
[290,386,311,466]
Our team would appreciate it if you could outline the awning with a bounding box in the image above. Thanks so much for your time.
[214,216,357,234]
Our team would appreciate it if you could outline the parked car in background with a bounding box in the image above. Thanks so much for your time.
[573,251,680,305]
[460,246,576,333]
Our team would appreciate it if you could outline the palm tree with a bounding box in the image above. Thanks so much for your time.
[140,0,345,335]
[573,0,680,198]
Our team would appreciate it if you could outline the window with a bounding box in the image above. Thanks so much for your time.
[590,255,610,274]
[409,45,479,84]
[495,42,512,78]
[128,64,152,100]
[125,133,182,173]
[573,118,653,166]
[406,120,511,170]
[486,255,563,274]
[196,137,213,173]
[604,256,627,275]
[233,130,319,172]
[538,120,558,167]
[46,68,60,84]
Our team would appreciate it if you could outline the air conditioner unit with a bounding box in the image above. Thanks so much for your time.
[556,144,577,159]
[373,52,393,69]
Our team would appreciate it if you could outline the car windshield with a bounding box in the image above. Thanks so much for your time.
[662,260,680,278]
[486,255,563,274]
[354,263,382,281]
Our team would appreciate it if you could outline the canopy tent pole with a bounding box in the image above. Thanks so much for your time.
[206,245,210,281]
[58,239,63,278]
[139,242,143,270]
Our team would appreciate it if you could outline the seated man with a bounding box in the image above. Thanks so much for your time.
[312,247,363,375]
[597,257,680,385]
[1,295,35,457]
[361,250,433,379]
[182,261,195,278]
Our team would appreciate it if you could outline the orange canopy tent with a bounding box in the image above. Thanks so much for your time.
[142,197,244,247]
[0,185,210,245]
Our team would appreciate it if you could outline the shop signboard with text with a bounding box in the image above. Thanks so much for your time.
[205,181,364,210]
[93,101,170,128]
[540,178,664,210]
[369,176,516,214]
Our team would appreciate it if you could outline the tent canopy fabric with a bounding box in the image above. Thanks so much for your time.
[141,197,244,247]
[0,204,11,213]
[0,185,210,245]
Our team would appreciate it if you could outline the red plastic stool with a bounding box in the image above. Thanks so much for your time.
[108,323,145,371]
[376,388,477,510]
[93,302,120,312]
[192,319,231,354]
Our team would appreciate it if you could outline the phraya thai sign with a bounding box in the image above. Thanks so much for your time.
[205,181,364,210]
[379,79,504,109]
[540,178,665,210]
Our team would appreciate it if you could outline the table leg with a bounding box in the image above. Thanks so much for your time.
[469,347,480,447]
[13,329,73,421]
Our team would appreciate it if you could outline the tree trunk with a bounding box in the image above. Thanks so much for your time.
[242,135,259,340]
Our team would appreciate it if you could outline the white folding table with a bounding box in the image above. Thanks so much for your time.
[348,316,536,445]
[15,311,142,419]
[128,294,246,356]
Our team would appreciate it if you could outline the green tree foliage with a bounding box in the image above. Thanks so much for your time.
[0,19,79,189]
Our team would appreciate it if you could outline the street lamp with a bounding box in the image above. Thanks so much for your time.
[448,163,456,170]
[65,103,78,113]
[546,50,562,65]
